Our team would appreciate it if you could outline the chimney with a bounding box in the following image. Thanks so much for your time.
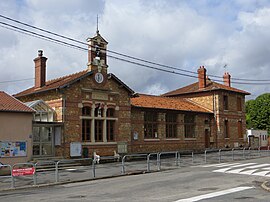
[223,72,231,87]
[34,50,47,88]
[197,66,207,89]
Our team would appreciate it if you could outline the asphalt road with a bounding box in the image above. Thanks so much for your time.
[1,157,270,201]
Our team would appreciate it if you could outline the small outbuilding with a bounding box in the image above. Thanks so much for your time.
[0,91,34,165]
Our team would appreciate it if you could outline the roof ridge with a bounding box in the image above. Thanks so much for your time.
[46,69,88,84]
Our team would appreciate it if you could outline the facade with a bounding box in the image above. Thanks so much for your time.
[247,129,268,148]
[14,31,250,159]
[0,91,34,165]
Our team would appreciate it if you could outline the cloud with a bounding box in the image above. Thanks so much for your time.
[0,0,270,100]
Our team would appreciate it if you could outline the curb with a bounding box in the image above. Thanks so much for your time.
[0,170,155,192]
[261,181,270,192]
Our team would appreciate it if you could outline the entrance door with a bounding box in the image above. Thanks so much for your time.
[205,129,210,148]
[33,126,54,156]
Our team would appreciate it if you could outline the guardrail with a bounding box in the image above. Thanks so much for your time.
[1,147,269,189]
[121,154,148,174]
[157,151,179,171]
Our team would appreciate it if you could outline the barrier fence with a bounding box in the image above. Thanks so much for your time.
[0,147,269,189]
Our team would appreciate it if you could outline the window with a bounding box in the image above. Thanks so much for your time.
[223,95,228,110]
[95,120,103,141]
[107,120,114,141]
[144,111,158,138]
[184,114,195,138]
[82,119,91,141]
[238,121,243,138]
[95,105,104,117]
[166,113,177,138]
[82,106,91,116]
[237,97,242,111]
[224,120,229,138]
[106,108,115,117]
[82,106,91,141]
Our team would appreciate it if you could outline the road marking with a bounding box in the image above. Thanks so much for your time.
[239,169,258,175]
[66,168,77,171]
[201,163,240,168]
[213,163,257,173]
[252,170,270,176]
[245,164,270,169]
[174,186,254,202]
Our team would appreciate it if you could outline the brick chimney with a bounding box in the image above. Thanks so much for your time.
[197,66,207,89]
[34,50,47,88]
[223,72,231,87]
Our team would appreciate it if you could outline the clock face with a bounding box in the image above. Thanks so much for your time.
[95,72,104,84]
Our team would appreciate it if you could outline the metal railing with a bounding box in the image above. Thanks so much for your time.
[0,147,269,189]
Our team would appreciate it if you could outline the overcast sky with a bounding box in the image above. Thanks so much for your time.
[1,0,270,100]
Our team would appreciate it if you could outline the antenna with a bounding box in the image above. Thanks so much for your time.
[96,14,99,34]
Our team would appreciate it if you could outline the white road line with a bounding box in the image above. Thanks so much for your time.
[215,163,240,168]
[213,163,257,173]
[226,168,246,174]
[252,171,270,176]
[174,186,254,202]
[245,164,270,169]
[201,163,231,168]
[239,169,258,175]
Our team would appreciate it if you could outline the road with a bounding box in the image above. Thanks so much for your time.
[1,157,270,201]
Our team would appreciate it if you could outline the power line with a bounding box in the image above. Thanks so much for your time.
[1,14,270,82]
[0,78,34,84]
[1,19,270,85]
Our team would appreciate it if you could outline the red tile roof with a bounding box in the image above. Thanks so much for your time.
[0,91,34,113]
[162,79,250,97]
[15,70,90,97]
[14,70,134,98]
[131,94,212,113]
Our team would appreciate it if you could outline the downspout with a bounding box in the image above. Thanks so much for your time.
[213,92,218,148]
[59,88,66,157]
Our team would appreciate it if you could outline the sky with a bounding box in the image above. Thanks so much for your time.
[1,0,270,100]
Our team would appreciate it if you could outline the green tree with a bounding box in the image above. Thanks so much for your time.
[245,93,270,133]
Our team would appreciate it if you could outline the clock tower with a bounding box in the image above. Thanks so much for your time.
[87,30,108,75]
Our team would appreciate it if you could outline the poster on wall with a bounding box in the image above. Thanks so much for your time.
[70,142,82,157]
[0,141,27,157]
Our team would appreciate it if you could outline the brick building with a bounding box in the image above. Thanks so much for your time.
[15,31,250,158]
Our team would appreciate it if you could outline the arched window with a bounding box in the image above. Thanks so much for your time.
[82,106,91,116]
[82,106,92,141]
[106,108,115,117]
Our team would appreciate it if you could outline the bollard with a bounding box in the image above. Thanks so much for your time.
[147,154,151,172]
[92,160,96,178]
[249,147,251,158]
[33,164,37,186]
[175,152,179,167]
[218,149,221,163]
[258,147,261,157]
[268,146,270,156]
[157,153,161,171]
[243,147,246,159]
[55,161,59,183]
[204,150,207,164]
[192,152,194,164]
[121,156,126,174]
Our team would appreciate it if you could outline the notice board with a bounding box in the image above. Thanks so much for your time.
[0,141,27,157]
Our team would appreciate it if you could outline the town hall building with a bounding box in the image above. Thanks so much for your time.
[15,31,250,158]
